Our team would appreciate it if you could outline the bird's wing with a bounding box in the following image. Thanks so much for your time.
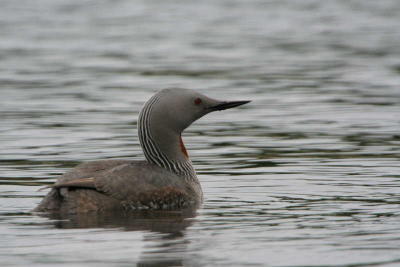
[51,177,96,190]
[92,161,190,202]
[55,159,132,184]
[38,160,131,192]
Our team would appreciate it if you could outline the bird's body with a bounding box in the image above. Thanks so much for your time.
[36,160,202,213]
[35,88,249,214]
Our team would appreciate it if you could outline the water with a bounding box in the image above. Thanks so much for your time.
[1,0,400,266]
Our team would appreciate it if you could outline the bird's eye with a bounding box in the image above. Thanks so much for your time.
[194,98,202,105]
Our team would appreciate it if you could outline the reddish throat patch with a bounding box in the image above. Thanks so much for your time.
[179,136,189,158]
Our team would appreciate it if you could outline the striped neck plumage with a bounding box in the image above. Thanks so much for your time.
[138,94,196,179]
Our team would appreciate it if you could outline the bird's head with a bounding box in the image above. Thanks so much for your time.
[146,88,250,133]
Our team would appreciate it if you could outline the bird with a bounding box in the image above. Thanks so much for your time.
[34,88,250,213]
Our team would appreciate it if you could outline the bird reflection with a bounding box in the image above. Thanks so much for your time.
[36,209,197,266]
[42,208,196,233]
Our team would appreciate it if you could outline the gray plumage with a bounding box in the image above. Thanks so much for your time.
[34,88,250,213]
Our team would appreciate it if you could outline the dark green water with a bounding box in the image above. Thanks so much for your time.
[1,0,400,266]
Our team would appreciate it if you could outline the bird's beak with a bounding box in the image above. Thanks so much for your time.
[208,100,251,111]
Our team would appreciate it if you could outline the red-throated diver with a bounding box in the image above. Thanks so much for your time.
[34,88,250,213]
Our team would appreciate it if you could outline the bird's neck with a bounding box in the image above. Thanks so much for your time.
[138,102,196,179]
[141,128,196,179]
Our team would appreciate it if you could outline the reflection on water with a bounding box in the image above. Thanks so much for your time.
[35,210,196,267]
[38,209,196,233]
[1,0,400,266]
